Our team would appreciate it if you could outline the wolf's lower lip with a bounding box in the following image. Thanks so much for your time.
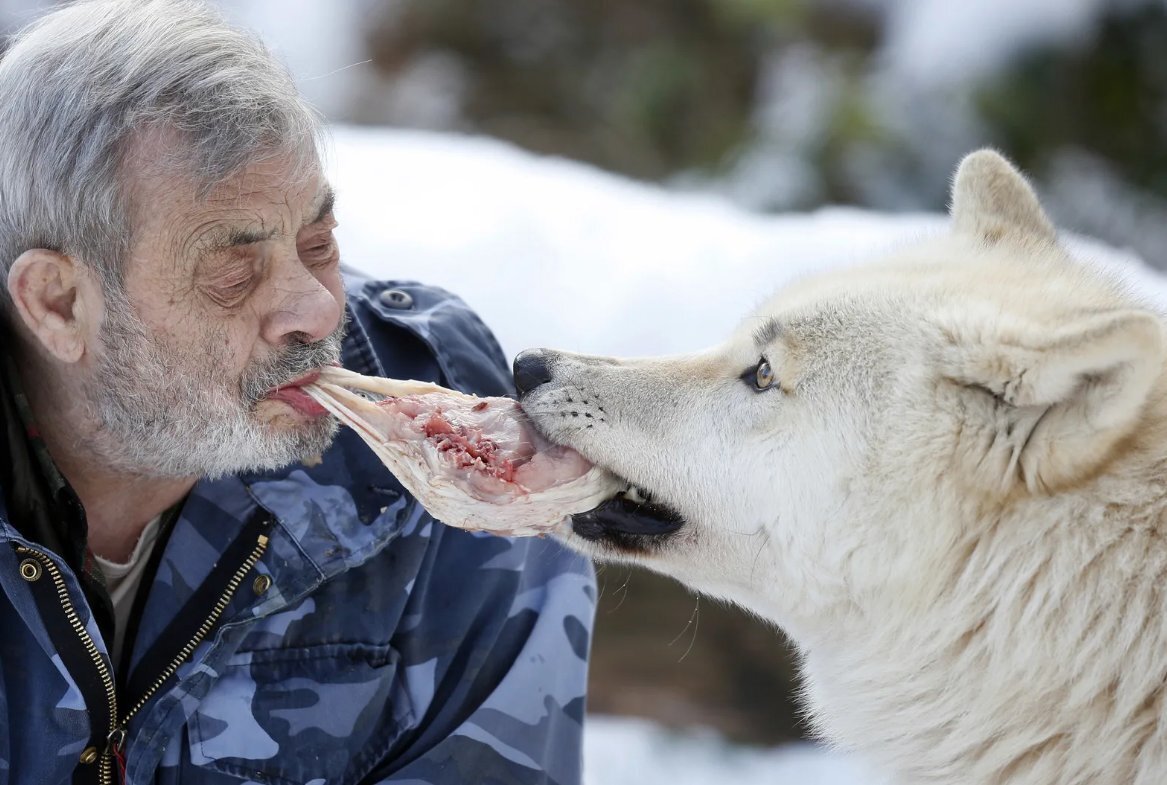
[572,494,684,539]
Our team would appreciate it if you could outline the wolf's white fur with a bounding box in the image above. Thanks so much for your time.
[522,151,1167,784]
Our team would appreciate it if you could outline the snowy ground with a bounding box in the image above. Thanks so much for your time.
[582,716,878,785]
[326,124,1166,785]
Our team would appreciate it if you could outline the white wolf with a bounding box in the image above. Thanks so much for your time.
[515,150,1167,785]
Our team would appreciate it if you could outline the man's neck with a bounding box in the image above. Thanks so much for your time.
[21,360,195,563]
[70,469,193,564]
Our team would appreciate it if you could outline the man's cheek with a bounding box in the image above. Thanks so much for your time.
[184,327,251,402]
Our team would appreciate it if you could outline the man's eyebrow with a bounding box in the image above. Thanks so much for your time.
[195,186,337,256]
[752,317,784,349]
[220,226,278,248]
[310,186,336,225]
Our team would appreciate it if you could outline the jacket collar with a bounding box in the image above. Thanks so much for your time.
[0,332,115,635]
[0,340,82,557]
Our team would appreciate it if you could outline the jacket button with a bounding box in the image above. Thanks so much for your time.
[18,558,42,582]
[379,288,414,310]
[79,746,98,764]
[252,574,272,595]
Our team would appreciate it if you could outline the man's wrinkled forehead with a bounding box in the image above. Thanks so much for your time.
[121,125,326,255]
[189,181,335,255]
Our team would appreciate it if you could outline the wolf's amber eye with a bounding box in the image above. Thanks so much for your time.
[754,359,775,390]
[739,357,778,392]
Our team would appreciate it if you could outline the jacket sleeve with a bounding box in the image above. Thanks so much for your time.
[374,529,596,785]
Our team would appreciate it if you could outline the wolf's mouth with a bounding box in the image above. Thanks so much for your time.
[572,483,685,544]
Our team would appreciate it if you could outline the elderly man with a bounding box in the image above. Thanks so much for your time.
[0,1,594,784]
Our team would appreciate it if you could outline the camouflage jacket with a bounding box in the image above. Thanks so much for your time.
[0,274,596,785]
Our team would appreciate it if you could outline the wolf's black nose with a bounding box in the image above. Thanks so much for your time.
[513,350,554,396]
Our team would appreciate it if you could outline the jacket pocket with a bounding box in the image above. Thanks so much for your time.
[186,642,415,785]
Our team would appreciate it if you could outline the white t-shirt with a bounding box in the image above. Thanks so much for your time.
[93,514,163,668]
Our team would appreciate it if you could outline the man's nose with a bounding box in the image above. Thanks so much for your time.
[263,260,343,345]
[513,349,554,396]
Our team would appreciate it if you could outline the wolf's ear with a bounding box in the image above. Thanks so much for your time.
[950,149,1056,246]
[943,309,1163,492]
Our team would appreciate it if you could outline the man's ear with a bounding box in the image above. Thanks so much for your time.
[950,149,1057,247]
[6,249,92,363]
[941,309,1164,493]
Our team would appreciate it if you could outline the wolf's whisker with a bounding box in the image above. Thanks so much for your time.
[750,527,772,582]
[668,598,700,663]
[724,524,767,538]
[606,567,633,614]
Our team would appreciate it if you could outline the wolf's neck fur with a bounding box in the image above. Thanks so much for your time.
[802,384,1167,785]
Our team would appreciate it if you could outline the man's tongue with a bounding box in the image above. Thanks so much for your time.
[267,387,328,416]
[266,372,328,416]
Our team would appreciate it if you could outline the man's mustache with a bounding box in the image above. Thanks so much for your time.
[242,318,347,405]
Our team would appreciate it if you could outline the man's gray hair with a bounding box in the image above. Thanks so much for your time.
[0,0,324,308]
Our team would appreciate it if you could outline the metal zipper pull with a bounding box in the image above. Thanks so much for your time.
[107,727,127,785]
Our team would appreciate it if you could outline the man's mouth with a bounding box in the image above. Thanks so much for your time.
[264,371,328,417]
[572,482,685,546]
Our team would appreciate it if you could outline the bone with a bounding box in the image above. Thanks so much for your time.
[304,369,623,537]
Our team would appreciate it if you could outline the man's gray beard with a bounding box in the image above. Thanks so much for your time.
[86,292,344,479]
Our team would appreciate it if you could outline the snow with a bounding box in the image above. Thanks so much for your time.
[328,124,1166,362]
[326,124,1166,784]
[583,716,878,785]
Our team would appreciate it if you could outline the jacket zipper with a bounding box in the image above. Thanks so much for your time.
[17,532,269,784]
